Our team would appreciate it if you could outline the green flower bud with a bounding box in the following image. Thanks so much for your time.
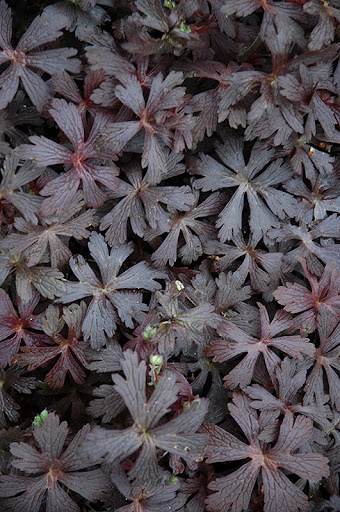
[149,354,163,367]
[33,409,48,426]
[175,280,184,291]
[143,325,156,340]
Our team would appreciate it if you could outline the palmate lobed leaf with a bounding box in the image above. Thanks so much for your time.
[244,357,333,431]
[204,233,283,293]
[148,190,225,268]
[61,232,165,348]
[0,1,81,111]
[0,288,49,368]
[0,412,112,512]
[99,155,194,246]
[193,135,297,243]
[204,393,330,512]
[0,245,66,303]
[80,350,208,482]
[14,303,89,389]
[273,259,340,333]
[98,70,192,185]
[0,192,97,268]
[268,214,340,276]
[206,302,315,388]
[15,100,120,215]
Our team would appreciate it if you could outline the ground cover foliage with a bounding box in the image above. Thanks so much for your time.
[0,0,339,510]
